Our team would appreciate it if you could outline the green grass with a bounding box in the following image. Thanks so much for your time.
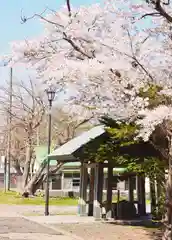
[0,190,151,206]
[0,190,78,205]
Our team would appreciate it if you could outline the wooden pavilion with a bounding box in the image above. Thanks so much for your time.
[49,125,161,220]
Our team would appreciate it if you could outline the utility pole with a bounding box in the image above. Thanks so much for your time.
[36,126,40,146]
[4,156,7,192]
[6,67,13,191]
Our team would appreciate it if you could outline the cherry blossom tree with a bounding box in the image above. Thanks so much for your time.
[9,2,164,118]
[5,1,172,238]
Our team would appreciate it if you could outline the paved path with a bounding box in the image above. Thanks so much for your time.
[26,215,95,224]
[0,204,152,240]
[0,204,77,216]
[0,217,77,240]
[0,203,151,216]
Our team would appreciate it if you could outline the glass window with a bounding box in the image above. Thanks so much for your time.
[72,178,80,187]
[125,177,136,190]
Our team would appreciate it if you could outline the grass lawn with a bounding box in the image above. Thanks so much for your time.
[0,190,78,205]
[0,191,150,205]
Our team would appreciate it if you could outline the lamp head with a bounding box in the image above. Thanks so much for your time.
[45,86,56,103]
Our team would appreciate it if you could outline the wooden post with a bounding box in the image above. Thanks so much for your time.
[140,175,146,216]
[93,163,103,219]
[88,167,94,216]
[128,176,134,203]
[61,172,64,190]
[106,165,113,219]
[116,189,120,219]
[78,162,88,216]
[137,175,146,216]
[150,178,156,217]
[98,163,103,203]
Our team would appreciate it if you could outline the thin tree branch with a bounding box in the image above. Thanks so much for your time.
[63,32,94,59]
[140,12,161,19]
[66,0,72,17]
[154,0,172,23]
[21,9,64,28]
[126,29,154,81]
[145,0,172,23]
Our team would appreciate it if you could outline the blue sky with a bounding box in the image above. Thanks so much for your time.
[0,0,99,83]
[0,0,100,54]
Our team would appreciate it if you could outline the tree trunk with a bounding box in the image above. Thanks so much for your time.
[162,178,172,240]
[22,142,32,189]
[30,156,35,179]
[23,161,63,196]
[13,162,23,176]
[23,159,47,195]
[162,141,172,240]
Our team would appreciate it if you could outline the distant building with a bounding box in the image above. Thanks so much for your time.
[0,156,17,189]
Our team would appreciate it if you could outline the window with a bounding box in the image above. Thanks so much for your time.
[72,178,80,187]
[112,181,117,190]
[125,177,136,190]
[125,180,129,190]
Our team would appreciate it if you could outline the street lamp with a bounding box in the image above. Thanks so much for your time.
[45,86,56,216]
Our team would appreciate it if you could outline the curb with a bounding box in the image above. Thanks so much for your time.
[22,216,84,240]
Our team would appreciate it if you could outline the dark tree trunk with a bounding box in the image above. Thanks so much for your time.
[22,142,32,189]
[23,161,63,196]
[162,155,172,240]
[23,160,47,195]
[13,163,23,176]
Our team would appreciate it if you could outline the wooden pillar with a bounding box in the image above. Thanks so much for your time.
[128,175,134,203]
[88,167,94,216]
[106,165,113,219]
[61,172,64,190]
[150,178,156,216]
[137,175,146,216]
[78,162,88,216]
[93,163,103,219]
[98,163,103,203]
[140,175,146,215]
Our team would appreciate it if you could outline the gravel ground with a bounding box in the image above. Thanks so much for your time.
[54,223,162,240]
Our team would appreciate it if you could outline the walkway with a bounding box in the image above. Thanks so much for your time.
[0,204,77,217]
[0,205,79,240]
[0,204,154,240]
[0,217,76,240]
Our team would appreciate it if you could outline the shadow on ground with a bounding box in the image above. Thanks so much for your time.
[107,220,163,240]
[144,227,163,240]
[141,220,163,240]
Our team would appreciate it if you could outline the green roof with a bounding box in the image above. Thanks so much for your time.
[64,162,81,167]
[49,125,105,161]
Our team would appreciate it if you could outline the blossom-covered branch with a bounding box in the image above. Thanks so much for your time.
[5,1,172,140]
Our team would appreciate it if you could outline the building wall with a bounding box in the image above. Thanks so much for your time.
[52,175,61,190]
[0,173,18,189]
[50,171,150,194]
[61,172,80,191]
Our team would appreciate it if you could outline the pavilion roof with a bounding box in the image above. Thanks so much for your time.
[48,125,105,162]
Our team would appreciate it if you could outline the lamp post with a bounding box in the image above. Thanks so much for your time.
[45,86,56,216]
[6,67,13,191]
